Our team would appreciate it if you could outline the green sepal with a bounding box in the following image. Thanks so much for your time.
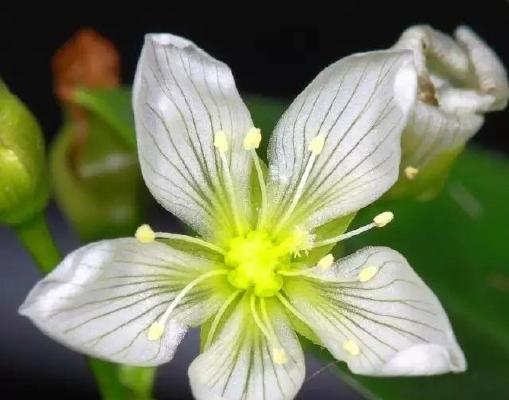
[287,313,323,347]
[387,146,465,202]
[301,213,355,266]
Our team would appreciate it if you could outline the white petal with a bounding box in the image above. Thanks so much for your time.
[380,343,455,375]
[394,25,470,79]
[19,238,226,366]
[189,296,305,400]
[401,101,484,171]
[455,26,509,111]
[133,34,254,242]
[282,246,466,376]
[266,50,416,231]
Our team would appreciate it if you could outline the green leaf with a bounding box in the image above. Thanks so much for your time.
[244,95,509,399]
[73,87,136,149]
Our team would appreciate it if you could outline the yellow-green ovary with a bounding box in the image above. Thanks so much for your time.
[225,230,295,297]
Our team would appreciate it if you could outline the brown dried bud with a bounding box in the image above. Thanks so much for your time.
[52,28,120,102]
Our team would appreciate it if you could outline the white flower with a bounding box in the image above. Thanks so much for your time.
[19,33,465,400]
[390,25,508,199]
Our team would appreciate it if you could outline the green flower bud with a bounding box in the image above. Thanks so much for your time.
[0,81,49,224]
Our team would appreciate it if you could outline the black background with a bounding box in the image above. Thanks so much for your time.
[1,3,509,154]
[1,3,508,400]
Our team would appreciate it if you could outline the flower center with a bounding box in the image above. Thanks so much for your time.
[224,230,304,297]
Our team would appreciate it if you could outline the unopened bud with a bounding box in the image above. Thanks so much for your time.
[0,81,49,225]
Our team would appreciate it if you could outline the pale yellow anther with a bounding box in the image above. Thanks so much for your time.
[404,165,419,180]
[213,130,228,153]
[135,224,155,243]
[243,127,262,150]
[308,134,325,155]
[317,254,334,270]
[358,266,379,282]
[147,321,165,341]
[373,211,394,227]
[272,347,288,364]
[343,339,360,356]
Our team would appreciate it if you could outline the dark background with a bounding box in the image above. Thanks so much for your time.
[1,3,508,399]
[2,3,509,153]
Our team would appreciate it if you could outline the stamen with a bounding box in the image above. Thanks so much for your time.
[308,134,326,155]
[277,261,327,278]
[342,339,361,356]
[213,131,228,153]
[358,266,379,282]
[373,211,394,227]
[274,134,326,234]
[154,232,226,255]
[272,347,288,364]
[250,295,272,341]
[250,295,287,364]
[317,254,334,270]
[243,128,268,228]
[213,130,245,235]
[311,211,394,249]
[135,224,156,243]
[147,321,165,341]
[260,298,287,365]
[147,269,228,341]
[243,127,262,150]
[252,151,268,228]
[404,165,419,180]
[204,290,242,350]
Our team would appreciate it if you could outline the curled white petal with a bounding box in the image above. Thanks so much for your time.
[455,26,509,111]
[393,25,507,176]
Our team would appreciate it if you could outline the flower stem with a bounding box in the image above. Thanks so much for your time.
[88,358,127,400]
[14,213,60,275]
[13,212,136,400]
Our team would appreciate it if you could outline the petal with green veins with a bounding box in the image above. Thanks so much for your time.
[133,34,254,244]
[265,50,416,235]
[19,238,230,366]
[282,246,465,376]
[189,295,305,400]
